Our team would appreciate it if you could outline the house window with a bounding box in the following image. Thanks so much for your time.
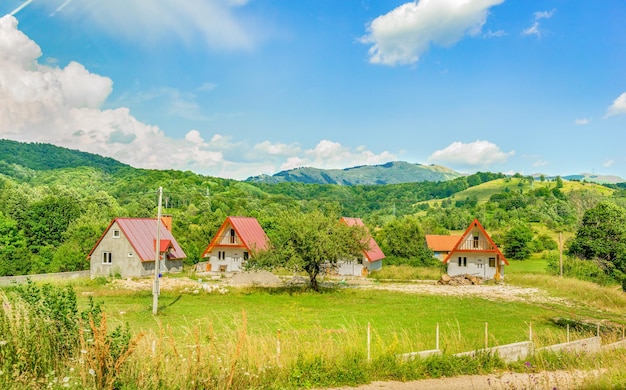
[218,251,226,260]
[473,235,479,248]
[128,253,133,257]
[458,257,462,267]
[463,257,467,267]
[113,230,120,238]
[102,252,112,264]
[243,252,249,261]
[489,257,496,267]
[230,229,236,244]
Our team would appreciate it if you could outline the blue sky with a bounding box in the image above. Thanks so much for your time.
[0,0,625,180]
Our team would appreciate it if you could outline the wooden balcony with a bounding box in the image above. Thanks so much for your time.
[456,239,496,251]
[216,235,242,246]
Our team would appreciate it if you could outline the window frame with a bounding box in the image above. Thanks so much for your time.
[102,252,112,264]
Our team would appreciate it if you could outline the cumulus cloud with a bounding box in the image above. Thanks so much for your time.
[574,118,590,125]
[522,9,555,37]
[40,0,255,50]
[428,140,514,168]
[605,92,626,117]
[361,0,504,66]
[0,15,396,180]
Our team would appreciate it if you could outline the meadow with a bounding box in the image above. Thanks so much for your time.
[2,260,626,389]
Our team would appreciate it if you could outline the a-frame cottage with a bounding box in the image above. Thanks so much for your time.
[336,217,385,276]
[442,219,508,280]
[201,216,269,272]
[88,216,186,278]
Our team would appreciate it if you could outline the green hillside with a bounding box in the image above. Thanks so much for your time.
[0,140,625,282]
[246,161,462,185]
[0,139,129,174]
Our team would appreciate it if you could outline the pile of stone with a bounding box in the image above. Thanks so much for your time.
[438,274,483,286]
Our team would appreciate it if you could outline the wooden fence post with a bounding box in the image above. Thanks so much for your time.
[485,322,488,349]
[529,322,533,343]
[367,322,371,363]
[276,329,281,366]
[567,324,570,343]
[436,323,440,351]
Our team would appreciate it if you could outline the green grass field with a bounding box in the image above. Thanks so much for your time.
[4,270,626,389]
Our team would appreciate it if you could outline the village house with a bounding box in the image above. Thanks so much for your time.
[201,216,269,272]
[336,217,385,276]
[432,219,508,281]
[88,216,186,278]
[426,220,508,280]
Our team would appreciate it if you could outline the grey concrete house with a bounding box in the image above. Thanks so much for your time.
[88,216,186,278]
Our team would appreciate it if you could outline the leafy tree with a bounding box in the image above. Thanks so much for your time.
[22,195,83,252]
[0,212,31,276]
[375,216,434,266]
[249,210,367,291]
[503,223,534,260]
[568,202,626,277]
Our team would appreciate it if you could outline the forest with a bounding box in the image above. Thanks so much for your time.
[1,140,625,285]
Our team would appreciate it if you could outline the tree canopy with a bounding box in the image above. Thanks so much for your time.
[568,201,626,278]
[248,210,368,290]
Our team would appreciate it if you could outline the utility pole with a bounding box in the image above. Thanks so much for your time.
[152,186,163,315]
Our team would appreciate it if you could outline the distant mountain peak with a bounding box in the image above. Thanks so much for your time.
[245,161,461,185]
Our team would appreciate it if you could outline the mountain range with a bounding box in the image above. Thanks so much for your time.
[0,139,624,185]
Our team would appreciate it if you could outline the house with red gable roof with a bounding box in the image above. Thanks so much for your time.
[336,217,385,276]
[441,219,508,281]
[201,216,270,272]
[425,234,461,260]
[88,216,186,278]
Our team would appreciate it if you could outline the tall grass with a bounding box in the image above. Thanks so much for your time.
[2,280,626,389]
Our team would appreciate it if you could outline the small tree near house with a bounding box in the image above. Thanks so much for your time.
[248,209,368,291]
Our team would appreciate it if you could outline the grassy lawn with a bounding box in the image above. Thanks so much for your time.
[77,281,585,353]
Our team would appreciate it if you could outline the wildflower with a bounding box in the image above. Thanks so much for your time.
[89,369,95,377]
[80,349,87,354]
[0,340,7,346]
[63,377,70,383]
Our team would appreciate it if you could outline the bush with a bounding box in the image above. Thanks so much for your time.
[545,251,616,285]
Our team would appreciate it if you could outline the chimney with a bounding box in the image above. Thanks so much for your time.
[161,215,173,231]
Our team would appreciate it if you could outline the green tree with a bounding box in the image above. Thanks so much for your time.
[249,210,367,291]
[504,223,534,260]
[375,216,434,265]
[568,202,626,277]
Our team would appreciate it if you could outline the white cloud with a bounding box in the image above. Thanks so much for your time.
[253,141,301,156]
[603,159,614,168]
[361,0,504,66]
[0,15,399,180]
[574,118,590,125]
[43,0,255,50]
[522,9,555,37]
[428,140,514,168]
[605,92,626,117]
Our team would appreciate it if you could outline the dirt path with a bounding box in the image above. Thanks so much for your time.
[324,369,603,390]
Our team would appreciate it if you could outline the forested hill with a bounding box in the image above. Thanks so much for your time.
[246,161,462,185]
[0,139,129,174]
[0,139,625,278]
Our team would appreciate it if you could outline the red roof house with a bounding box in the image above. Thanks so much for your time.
[337,217,385,276]
[88,217,186,278]
[201,216,269,272]
[441,219,508,280]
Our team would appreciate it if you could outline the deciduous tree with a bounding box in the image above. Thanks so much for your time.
[249,210,367,291]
